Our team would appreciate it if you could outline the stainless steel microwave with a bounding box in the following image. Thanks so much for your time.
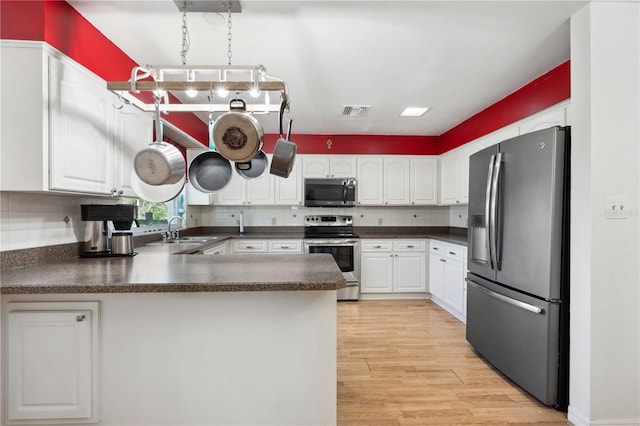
[304,178,357,207]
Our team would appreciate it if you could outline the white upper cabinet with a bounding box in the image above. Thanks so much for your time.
[216,155,275,205]
[409,157,438,205]
[356,156,384,205]
[518,103,567,135]
[302,155,357,178]
[274,156,303,205]
[384,157,411,205]
[439,139,485,205]
[0,41,152,196]
[357,156,438,206]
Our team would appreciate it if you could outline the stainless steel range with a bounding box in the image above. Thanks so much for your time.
[303,215,360,301]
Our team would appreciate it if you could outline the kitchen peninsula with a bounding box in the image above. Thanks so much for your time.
[1,254,344,426]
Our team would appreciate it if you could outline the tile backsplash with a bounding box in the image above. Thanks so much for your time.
[188,205,453,228]
[1,191,468,251]
[0,192,116,251]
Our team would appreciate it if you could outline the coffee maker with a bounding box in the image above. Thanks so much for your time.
[80,204,137,256]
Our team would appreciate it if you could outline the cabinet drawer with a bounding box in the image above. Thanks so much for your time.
[394,240,426,252]
[232,240,268,253]
[268,240,302,253]
[444,244,466,261]
[202,242,228,255]
[361,240,393,252]
[429,240,447,255]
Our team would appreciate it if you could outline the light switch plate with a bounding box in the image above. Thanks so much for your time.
[605,196,630,219]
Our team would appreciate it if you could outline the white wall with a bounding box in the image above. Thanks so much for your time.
[570,2,640,424]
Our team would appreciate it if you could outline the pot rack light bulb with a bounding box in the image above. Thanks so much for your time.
[185,88,198,98]
[249,87,260,98]
[217,88,229,98]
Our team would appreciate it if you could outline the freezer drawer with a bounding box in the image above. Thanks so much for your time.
[466,276,561,407]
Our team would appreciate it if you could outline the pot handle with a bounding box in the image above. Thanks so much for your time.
[229,98,246,111]
[279,100,287,139]
[286,118,293,141]
[154,96,163,143]
[208,113,215,151]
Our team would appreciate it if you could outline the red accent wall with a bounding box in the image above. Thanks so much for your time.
[438,61,570,153]
[1,1,570,155]
[262,134,440,155]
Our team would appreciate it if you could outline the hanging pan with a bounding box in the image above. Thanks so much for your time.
[270,100,297,178]
[213,99,264,163]
[133,98,186,185]
[188,114,233,193]
[130,170,185,203]
[235,150,269,179]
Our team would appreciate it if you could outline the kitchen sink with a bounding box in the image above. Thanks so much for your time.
[163,236,220,244]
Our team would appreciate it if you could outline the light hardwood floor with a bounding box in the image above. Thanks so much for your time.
[337,300,570,425]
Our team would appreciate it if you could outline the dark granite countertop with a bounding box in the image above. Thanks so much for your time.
[0,254,346,295]
[354,227,468,246]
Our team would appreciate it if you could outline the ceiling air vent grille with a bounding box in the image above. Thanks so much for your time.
[341,105,370,118]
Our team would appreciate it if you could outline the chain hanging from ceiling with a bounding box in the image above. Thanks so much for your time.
[107,0,289,114]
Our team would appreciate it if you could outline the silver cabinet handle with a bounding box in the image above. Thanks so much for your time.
[448,251,456,256]
[407,245,415,248]
[440,259,446,262]
[433,247,439,251]
[76,315,86,322]
[374,245,382,248]
[466,279,543,314]
[280,246,289,249]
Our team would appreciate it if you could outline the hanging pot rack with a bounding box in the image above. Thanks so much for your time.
[107,64,289,114]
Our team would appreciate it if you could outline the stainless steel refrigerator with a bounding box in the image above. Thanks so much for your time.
[466,126,570,410]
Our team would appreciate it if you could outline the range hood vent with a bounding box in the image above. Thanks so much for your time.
[341,105,370,118]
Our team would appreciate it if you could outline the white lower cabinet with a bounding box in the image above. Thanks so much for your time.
[5,302,100,424]
[201,240,229,255]
[428,240,467,322]
[360,239,427,296]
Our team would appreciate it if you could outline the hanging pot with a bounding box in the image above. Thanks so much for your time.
[213,99,264,163]
[130,170,185,203]
[188,114,233,193]
[235,150,269,179]
[270,101,297,178]
[133,99,186,185]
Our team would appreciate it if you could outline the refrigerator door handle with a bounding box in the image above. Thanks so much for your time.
[466,279,544,314]
[489,152,502,270]
[485,155,496,268]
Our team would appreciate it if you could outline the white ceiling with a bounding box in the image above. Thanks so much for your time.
[67,0,585,136]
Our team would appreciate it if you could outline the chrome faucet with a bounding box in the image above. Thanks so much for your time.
[165,215,186,240]
[239,210,245,235]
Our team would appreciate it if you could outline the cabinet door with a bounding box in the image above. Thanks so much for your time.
[202,241,228,255]
[357,156,384,205]
[384,157,410,205]
[216,171,246,205]
[330,156,357,177]
[458,140,486,204]
[439,153,458,205]
[7,302,98,423]
[274,157,302,205]
[519,105,567,135]
[49,57,115,194]
[361,252,393,293]
[428,254,445,299]
[246,169,275,205]
[410,157,438,205]
[443,258,465,315]
[114,103,153,197]
[394,252,426,292]
[302,156,330,178]
[268,240,303,253]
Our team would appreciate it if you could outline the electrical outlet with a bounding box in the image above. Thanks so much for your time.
[378,217,383,225]
[605,196,630,219]
[272,217,277,225]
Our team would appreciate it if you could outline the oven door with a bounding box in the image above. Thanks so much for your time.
[304,239,360,299]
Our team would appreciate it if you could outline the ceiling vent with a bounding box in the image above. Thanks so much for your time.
[341,105,370,118]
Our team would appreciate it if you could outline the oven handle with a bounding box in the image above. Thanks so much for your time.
[304,239,359,246]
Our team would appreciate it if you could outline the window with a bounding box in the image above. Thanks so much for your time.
[122,189,185,233]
